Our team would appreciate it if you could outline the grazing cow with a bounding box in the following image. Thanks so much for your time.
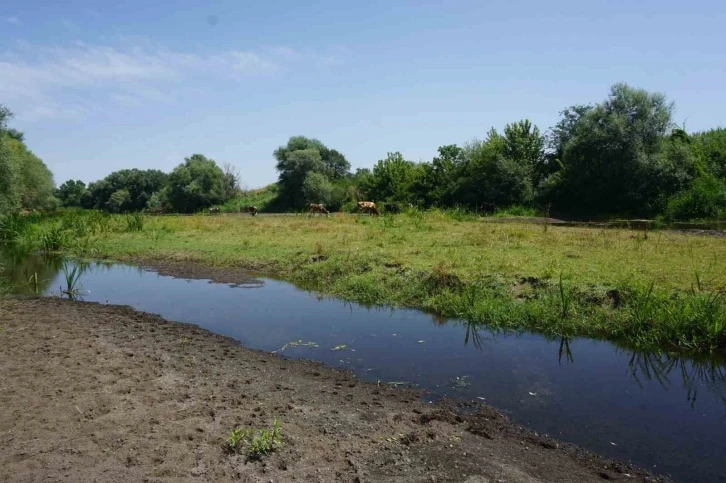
[384,203,400,214]
[247,206,258,216]
[209,207,220,214]
[480,202,496,214]
[309,203,329,216]
[357,201,380,216]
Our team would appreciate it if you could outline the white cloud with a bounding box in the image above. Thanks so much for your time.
[7,16,20,24]
[0,39,337,121]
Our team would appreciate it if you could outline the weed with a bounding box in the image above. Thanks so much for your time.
[451,375,471,388]
[272,340,319,353]
[226,420,282,459]
[60,263,84,299]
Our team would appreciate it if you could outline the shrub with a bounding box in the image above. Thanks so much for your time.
[665,176,726,221]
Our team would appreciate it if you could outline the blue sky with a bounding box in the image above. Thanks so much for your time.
[2,0,724,188]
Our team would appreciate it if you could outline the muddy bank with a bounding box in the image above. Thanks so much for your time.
[0,298,666,482]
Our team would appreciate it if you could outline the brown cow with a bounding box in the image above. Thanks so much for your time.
[247,205,258,216]
[309,203,329,216]
[357,201,380,216]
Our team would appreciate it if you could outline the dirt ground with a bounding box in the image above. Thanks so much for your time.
[0,297,668,483]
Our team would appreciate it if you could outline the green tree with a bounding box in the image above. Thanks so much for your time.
[273,136,350,208]
[0,105,57,214]
[85,169,168,212]
[11,139,58,211]
[691,128,726,180]
[545,83,677,215]
[106,189,132,213]
[366,152,420,203]
[415,145,466,207]
[0,106,21,214]
[302,171,333,206]
[167,154,228,213]
[56,180,88,208]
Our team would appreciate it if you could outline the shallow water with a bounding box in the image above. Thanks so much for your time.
[2,252,725,483]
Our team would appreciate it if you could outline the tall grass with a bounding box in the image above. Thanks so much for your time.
[124,213,144,232]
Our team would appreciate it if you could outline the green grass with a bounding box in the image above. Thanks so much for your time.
[226,420,282,459]
[10,209,726,353]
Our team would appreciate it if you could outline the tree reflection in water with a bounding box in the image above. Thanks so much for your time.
[626,350,726,410]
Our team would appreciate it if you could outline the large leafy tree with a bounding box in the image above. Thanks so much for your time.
[56,180,88,208]
[0,105,57,214]
[86,168,168,212]
[365,152,421,203]
[273,136,350,208]
[0,106,20,215]
[415,145,466,207]
[167,154,228,213]
[545,83,679,215]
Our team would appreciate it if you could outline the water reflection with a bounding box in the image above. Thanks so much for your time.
[0,248,63,295]
[626,350,726,410]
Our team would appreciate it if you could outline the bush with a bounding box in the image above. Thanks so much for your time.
[665,176,726,221]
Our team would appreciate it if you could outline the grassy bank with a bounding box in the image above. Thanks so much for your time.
[3,209,726,353]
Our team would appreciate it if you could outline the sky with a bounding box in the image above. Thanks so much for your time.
[2,0,725,189]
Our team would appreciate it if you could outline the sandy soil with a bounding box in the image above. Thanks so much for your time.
[0,297,667,483]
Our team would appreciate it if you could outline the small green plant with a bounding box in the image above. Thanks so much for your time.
[226,420,282,459]
[60,263,83,298]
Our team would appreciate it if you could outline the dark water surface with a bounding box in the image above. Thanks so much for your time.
[2,253,725,483]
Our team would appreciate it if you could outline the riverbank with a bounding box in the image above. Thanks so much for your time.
[5,211,726,352]
[0,297,664,482]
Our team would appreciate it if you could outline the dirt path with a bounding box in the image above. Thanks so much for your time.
[0,298,666,483]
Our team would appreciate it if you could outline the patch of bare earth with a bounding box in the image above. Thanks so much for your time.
[0,298,667,482]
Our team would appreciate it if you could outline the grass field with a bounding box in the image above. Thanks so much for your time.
[3,209,726,353]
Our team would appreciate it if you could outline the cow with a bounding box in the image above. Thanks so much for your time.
[480,202,496,214]
[247,206,258,216]
[309,203,329,216]
[384,203,400,214]
[357,201,380,216]
[209,207,220,214]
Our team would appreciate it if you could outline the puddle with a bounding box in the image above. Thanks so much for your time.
[2,252,725,482]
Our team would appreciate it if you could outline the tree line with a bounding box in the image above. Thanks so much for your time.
[271,83,726,220]
[4,82,726,220]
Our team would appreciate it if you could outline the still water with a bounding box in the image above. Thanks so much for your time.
[2,252,725,483]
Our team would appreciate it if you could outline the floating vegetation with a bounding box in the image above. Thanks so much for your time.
[272,340,319,353]
[330,344,348,351]
[451,375,471,388]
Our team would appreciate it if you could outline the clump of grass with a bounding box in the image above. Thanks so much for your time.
[38,226,66,252]
[226,420,282,459]
[60,263,84,299]
[0,214,28,242]
[124,213,144,232]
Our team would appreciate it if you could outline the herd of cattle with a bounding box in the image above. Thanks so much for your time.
[209,201,411,216]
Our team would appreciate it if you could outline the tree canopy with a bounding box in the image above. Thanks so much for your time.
[0,105,58,215]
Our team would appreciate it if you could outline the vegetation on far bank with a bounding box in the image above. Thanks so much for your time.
[4,82,722,223]
[2,209,726,354]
